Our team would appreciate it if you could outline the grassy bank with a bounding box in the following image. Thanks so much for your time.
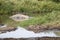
[2,11,60,27]
[0,0,60,15]
[0,0,60,27]
[18,11,60,27]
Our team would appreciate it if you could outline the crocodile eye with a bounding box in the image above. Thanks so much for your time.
[16,17,20,19]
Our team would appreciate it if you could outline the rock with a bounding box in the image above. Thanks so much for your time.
[0,27,17,33]
[0,24,4,26]
[0,24,7,28]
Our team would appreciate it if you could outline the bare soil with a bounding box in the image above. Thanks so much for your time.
[0,37,60,40]
[27,23,60,33]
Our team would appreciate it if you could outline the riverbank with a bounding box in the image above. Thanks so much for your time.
[27,23,60,33]
[1,11,60,28]
[0,37,60,40]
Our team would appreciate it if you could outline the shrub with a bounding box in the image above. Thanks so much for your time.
[0,0,60,15]
[0,0,14,15]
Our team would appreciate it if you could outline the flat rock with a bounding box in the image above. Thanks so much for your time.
[0,24,7,28]
[0,27,17,33]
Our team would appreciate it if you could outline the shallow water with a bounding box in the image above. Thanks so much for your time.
[0,26,59,38]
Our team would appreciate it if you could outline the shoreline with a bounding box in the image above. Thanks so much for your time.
[0,37,60,40]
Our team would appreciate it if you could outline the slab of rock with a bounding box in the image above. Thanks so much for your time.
[0,27,17,33]
[0,24,7,28]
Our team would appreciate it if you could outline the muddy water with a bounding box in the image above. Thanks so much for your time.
[0,26,60,38]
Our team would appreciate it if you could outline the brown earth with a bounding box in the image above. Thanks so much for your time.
[0,37,60,40]
[27,23,60,33]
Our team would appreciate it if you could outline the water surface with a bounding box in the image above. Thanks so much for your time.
[0,26,59,38]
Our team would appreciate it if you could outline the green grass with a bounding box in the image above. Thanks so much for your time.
[0,0,60,15]
[0,0,60,27]
[1,11,60,27]
[18,11,60,27]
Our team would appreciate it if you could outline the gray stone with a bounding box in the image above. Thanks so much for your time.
[0,27,17,33]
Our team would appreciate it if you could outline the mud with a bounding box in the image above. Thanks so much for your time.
[0,37,60,40]
[27,24,60,33]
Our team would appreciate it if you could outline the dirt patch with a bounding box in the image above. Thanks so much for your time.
[0,37,60,40]
[27,23,60,33]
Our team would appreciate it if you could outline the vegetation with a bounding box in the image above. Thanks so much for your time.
[0,0,60,15]
[0,0,60,27]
